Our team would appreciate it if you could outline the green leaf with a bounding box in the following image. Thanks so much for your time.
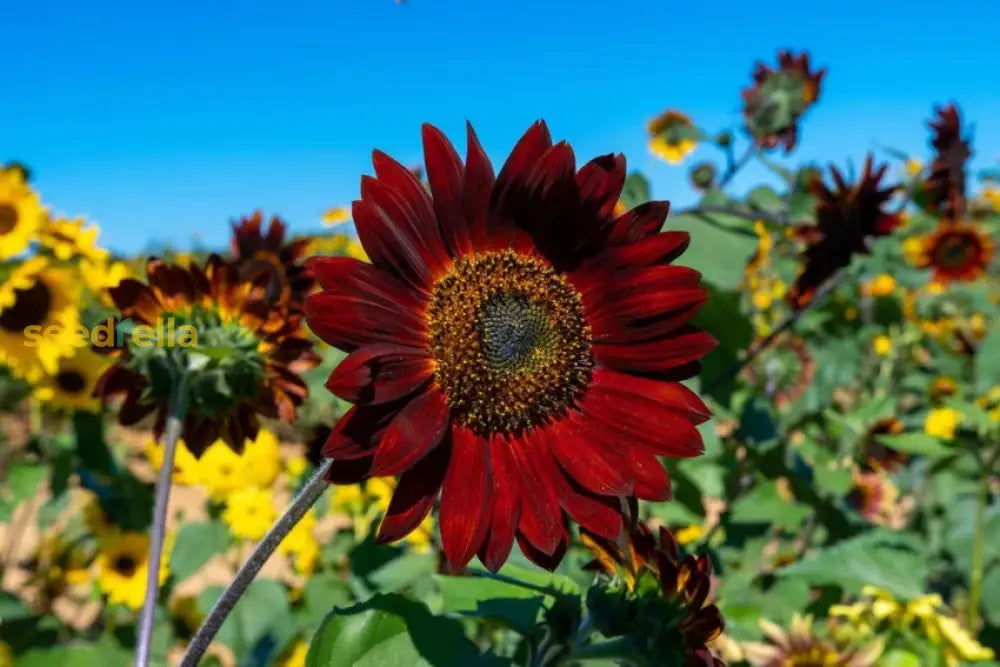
[17,636,131,667]
[877,433,953,457]
[746,185,785,214]
[780,532,928,599]
[730,481,809,529]
[209,579,290,655]
[306,594,484,667]
[169,522,230,582]
[664,213,758,289]
[367,552,435,592]
[619,172,650,210]
[975,327,1000,393]
[436,573,546,634]
[980,565,1000,625]
[0,462,46,520]
[880,649,923,667]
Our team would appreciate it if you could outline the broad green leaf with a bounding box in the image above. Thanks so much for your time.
[975,328,1000,393]
[780,532,928,599]
[436,573,546,634]
[663,213,758,289]
[746,185,785,214]
[306,594,483,667]
[730,481,809,529]
[367,552,435,592]
[619,172,650,210]
[169,522,230,582]
[17,636,131,667]
[880,649,922,667]
[980,565,1000,625]
[877,433,953,457]
[0,462,46,521]
[209,579,290,655]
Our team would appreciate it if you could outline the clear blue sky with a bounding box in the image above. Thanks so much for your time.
[3,0,998,254]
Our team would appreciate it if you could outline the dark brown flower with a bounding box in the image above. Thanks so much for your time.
[96,255,318,456]
[742,51,825,153]
[788,156,900,307]
[861,418,907,472]
[914,223,993,282]
[918,104,972,222]
[231,211,315,308]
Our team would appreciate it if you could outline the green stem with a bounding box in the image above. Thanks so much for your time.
[968,468,989,629]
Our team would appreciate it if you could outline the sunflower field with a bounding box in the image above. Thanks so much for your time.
[1,48,999,667]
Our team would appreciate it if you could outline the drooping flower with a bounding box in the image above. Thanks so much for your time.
[97,255,317,456]
[742,615,883,667]
[307,121,715,571]
[912,223,993,282]
[230,211,315,308]
[648,111,698,165]
[31,346,109,412]
[741,51,826,152]
[0,257,81,381]
[0,165,46,260]
[96,532,170,610]
[582,520,726,665]
[788,156,900,307]
[918,104,972,222]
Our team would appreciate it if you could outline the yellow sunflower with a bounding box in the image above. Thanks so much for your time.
[223,487,277,541]
[32,345,109,412]
[80,257,130,305]
[329,477,434,552]
[145,437,201,486]
[96,532,170,610]
[199,439,250,500]
[278,508,320,575]
[647,110,698,165]
[243,428,281,488]
[38,217,107,261]
[0,256,81,380]
[0,166,46,260]
[925,407,961,440]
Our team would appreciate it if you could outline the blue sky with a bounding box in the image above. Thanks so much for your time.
[3,0,998,254]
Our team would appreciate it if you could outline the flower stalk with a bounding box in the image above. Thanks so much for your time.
[180,458,333,667]
[968,463,989,630]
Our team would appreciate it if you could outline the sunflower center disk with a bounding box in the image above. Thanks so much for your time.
[55,370,87,393]
[113,555,138,577]
[0,204,18,235]
[427,250,593,436]
[934,233,975,269]
[0,281,52,331]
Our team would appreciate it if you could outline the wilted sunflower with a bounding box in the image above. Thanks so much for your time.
[97,255,318,456]
[307,121,715,571]
[583,520,725,666]
[742,51,825,153]
[918,104,972,222]
[648,110,698,165]
[0,256,81,380]
[32,345,109,412]
[913,223,993,282]
[742,615,883,667]
[788,156,900,307]
[231,211,315,307]
[0,165,46,260]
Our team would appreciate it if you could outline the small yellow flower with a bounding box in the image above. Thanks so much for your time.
[674,524,704,546]
[752,290,773,310]
[647,110,698,165]
[243,429,281,488]
[872,335,892,357]
[330,483,366,516]
[0,165,46,260]
[904,158,923,177]
[286,453,309,479]
[902,237,926,266]
[96,532,170,610]
[199,440,250,500]
[981,184,1000,212]
[925,407,962,440]
[322,206,351,226]
[279,509,320,575]
[926,280,947,295]
[863,274,896,297]
[146,438,201,486]
[281,640,310,667]
[224,487,278,541]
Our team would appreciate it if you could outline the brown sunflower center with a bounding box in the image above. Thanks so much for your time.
[0,204,18,235]
[55,370,87,393]
[113,554,138,577]
[0,281,52,332]
[933,232,978,269]
[427,249,592,436]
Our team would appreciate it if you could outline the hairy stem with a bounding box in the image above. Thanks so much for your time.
[135,401,186,667]
[180,458,333,667]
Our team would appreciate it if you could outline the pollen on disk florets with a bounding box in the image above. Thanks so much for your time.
[427,249,593,436]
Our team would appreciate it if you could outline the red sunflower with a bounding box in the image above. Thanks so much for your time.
[918,104,972,222]
[788,155,900,308]
[306,122,716,571]
[915,223,994,282]
[231,211,315,308]
[742,50,825,153]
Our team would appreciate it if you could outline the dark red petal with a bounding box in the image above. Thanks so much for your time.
[581,231,691,272]
[371,389,451,476]
[422,123,468,257]
[606,201,671,245]
[516,527,568,571]
[326,344,433,405]
[545,418,633,495]
[509,433,563,555]
[491,121,553,212]
[576,153,626,219]
[108,279,161,325]
[322,403,400,460]
[305,291,425,352]
[626,448,672,501]
[533,441,623,540]
[305,256,420,309]
[352,196,439,291]
[118,392,155,426]
[594,327,717,376]
[326,455,374,484]
[376,438,450,544]
[477,437,521,572]
[463,122,496,251]
[439,425,493,568]
[591,368,712,422]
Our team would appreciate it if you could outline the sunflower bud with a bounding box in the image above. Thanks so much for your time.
[689,162,718,191]
[742,51,826,153]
